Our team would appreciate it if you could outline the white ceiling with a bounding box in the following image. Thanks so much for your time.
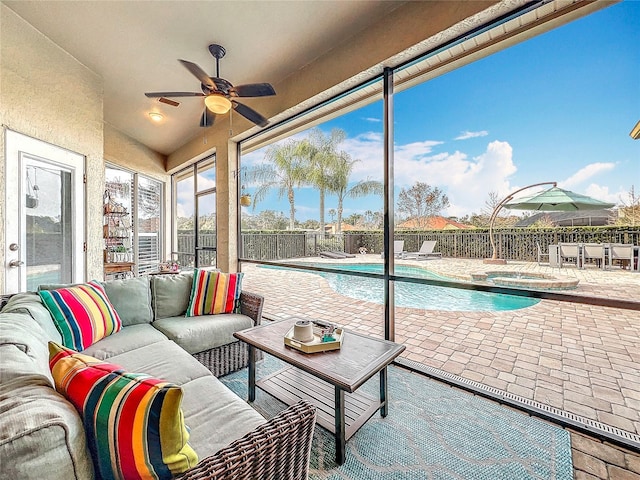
[4,0,405,155]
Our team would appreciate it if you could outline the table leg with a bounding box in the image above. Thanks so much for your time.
[380,367,388,417]
[334,386,346,465]
[248,345,256,402]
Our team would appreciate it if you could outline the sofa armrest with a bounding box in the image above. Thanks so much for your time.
[239,291,264,326]
[179,400,316,480]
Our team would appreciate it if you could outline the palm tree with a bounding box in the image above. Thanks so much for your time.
[300,128,346,235]
[250,140,308,230]
[329,152,383,233]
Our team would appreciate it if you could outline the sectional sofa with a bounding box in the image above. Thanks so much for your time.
[0,272,316,480]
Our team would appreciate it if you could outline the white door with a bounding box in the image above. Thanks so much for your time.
[4,129,85,294]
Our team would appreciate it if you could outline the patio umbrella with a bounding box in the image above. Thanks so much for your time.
[485,182,615,263]
[504,186,615,211]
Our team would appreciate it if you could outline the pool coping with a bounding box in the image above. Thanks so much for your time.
[469,270,580,290]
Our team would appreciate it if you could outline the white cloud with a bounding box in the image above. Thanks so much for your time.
[240,129,522,217]
[454,130,489,140]
[559,162,616,189]
[363,117,381,123]
[390,139,518,217]
[342,132,518,217]
[583,183,623,206]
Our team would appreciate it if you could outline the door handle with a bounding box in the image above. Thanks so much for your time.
[8,260,24,268]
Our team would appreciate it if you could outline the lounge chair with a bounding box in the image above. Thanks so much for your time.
[319,251,356,259]
[394,240,405,258]
[380,240,405,259]
[402,240,442,260]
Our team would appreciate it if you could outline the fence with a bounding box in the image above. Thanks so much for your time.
[176,227,640,263]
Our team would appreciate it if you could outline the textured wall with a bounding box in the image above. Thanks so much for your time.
[1,5,103,290]
[0,6,170,291]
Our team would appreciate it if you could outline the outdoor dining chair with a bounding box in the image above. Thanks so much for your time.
[536,241,550,265]
[608,243,635,270]
[558,243,581,268]
[582,243,606,269]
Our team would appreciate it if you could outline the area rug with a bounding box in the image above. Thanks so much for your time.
[220,355,573,480]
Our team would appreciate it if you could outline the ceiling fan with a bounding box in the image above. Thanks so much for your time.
[145,44,275,128]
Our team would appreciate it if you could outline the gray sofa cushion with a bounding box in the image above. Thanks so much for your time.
[179,375,265,459]
[101,276,153,326]
[38,278,153,327]
[0,345,49,385]
[151,272,194,320]
[0,313,54,385]
[153,314,253,354]
[81,324,167,360]
[1,293,63,343]
[0,374,94,480]
[108,340,212,386]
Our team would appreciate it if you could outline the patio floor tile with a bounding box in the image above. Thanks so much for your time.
[241,256,640,478]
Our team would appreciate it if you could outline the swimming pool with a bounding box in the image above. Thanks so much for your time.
[261,263,539,312]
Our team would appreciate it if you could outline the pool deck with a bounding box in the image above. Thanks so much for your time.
[241,255,640,479]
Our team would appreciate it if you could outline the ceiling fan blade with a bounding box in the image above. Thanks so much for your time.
[232,101,268,127]
[179,59,216,90]
[145,92,204,98]
[200,107,215,128]
[231,83,276,98]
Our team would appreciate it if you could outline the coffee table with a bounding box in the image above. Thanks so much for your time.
[234,318,405,465]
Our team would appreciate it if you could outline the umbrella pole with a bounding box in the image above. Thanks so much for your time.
[484,181,557,264]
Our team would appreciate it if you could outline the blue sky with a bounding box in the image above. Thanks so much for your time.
[240,2,639,222]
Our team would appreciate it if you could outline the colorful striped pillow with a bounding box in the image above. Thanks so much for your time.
[186,269,243,316]
[38,281,122,351]
[49,342,198,480]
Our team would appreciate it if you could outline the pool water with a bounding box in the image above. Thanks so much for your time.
[262,263,539,312]
[27,270,62,291]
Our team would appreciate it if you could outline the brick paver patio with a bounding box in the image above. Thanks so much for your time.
[241,255,640,478]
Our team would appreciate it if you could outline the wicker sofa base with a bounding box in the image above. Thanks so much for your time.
[193,340,264,378]
[179,400,316,480]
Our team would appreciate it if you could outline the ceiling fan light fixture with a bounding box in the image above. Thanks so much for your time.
[204,94,232,114]
[148,112,164,122]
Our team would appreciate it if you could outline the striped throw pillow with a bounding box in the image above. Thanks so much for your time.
[186,269,243,316]
[38,281,122,351]
[49,342,198,480]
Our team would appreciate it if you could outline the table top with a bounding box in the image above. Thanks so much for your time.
[235,318,405,393]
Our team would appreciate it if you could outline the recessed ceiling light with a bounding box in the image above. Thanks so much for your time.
[148,112,163,122]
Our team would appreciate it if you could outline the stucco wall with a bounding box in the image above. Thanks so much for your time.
[1,4,103,291]
[0,5,170,292]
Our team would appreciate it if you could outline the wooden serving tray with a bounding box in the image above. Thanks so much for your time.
[284,326,344,353]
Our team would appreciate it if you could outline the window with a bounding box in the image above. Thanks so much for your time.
[236,2,639,451]
[137,176,163,274]
[105,165,163,277]
[173,156,216,269]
